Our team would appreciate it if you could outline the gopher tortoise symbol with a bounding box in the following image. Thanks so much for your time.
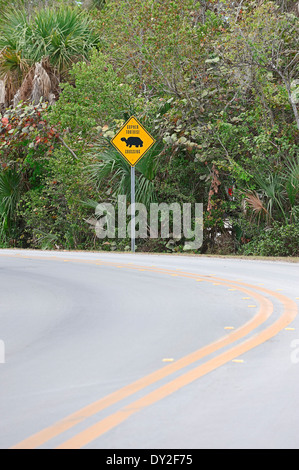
[121,137,144,148]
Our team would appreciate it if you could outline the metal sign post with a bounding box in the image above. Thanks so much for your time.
[131,165,135,253]
[110,116,155,254]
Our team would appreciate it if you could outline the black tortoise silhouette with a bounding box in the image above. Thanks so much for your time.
[121,137,143,148]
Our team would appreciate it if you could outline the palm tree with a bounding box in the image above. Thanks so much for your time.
[82,0,106,10]
[0,6,101,107]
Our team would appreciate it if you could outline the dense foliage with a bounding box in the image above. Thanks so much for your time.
[0,0,298,255]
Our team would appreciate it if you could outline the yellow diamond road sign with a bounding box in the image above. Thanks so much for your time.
[110,116,155,167]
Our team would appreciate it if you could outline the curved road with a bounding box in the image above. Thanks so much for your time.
[0,249,298,449]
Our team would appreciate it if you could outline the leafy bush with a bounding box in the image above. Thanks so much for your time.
[50,50,133,138]
[241,223,299,257]
[16,147,98,249]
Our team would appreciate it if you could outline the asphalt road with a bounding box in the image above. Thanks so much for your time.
[0,249,298,449]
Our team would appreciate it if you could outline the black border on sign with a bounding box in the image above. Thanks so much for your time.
[110,115,156,167]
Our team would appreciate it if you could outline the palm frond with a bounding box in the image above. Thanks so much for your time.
[0,168,22,235]
[254,173,287,222]
[0,6,101,82]
[243,190,271,224]
[88,138,163,208]
[284,157,299,208]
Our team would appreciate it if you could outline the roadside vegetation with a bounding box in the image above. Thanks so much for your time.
[0,0,298,255]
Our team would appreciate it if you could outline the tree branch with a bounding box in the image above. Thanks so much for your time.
[58,136,79,160]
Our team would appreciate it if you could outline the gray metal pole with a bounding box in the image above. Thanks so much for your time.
[131,165,135,252]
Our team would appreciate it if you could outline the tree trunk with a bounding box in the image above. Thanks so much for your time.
[0,79,5,106]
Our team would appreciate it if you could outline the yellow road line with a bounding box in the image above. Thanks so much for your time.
[2,253,296,449]
[56,288,296,450]
[13,282,271,449]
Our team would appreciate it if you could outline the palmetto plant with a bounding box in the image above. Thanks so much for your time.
[243,190,271,225]
[244,157,299,224]
[254,173,287,222]
[0,6,100,104]
[30,7,100,74]
[88,139,164,208]
[284,157,299,222]
[82,0,106,10]
[0,168,22,239]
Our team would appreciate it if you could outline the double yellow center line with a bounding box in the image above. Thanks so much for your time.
[1,253,296,449]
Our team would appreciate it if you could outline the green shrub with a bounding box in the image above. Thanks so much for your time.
[241,223,299,257]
